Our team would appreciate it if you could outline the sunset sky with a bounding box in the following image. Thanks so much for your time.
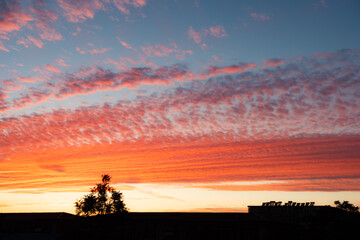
[1,0,360,213]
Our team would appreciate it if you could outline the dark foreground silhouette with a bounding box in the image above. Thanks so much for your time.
[1,205,359,240]
[75,174,127,216]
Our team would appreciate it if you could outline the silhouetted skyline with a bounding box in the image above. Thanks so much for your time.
[0,0,360,213]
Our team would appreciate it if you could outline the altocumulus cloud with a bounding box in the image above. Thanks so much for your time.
[0,49,360,191]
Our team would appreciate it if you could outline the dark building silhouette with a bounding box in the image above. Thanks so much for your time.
[0,212,78,240]
[248,201,334,223]
[0,212,283,240]
[1,202,359,240]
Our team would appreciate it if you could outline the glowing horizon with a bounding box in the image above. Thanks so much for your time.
[1,0,360,213]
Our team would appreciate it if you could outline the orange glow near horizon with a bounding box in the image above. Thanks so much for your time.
[2,135,360,189]
[1,135,360,213]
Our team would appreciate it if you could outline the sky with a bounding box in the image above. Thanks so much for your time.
[0,0,360,213]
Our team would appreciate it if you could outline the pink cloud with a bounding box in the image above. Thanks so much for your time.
[1,79,21,92]
[188,25,227,46]
[142,44,175,57]
[30,0,58,22]
[1,92,359,189]
[188,26,207,44]
[27,35,43,48]
[209,25,228,38]
[30,1,63,42]
[56,0,105,22]
[0,90,9,112]
[119,40,137,51]
[104,58,127,71]
[16,38,30,48]
[72,27,82,36]
[203,63,257,78]
[4,64,191,111]
[16,75,37,83]
[141,43,192,60]
[0,0,33,35]
[4,48,360,141]
[55,58,69,67]
[44,64,61,73]
[314,0,327,9]
[0,40,9,52]
[76,46,111,54]
[89,48,112,54]
[1,50,360,192]
[251,12,270,21]
[11,90,52,110]
[320,0,327,8]
[201,43,207,51]
[39,29,63,42]
[262,58,285,68]
[314,52,334,58]
[212,56,224,62]
[113,0,147,15]
[75,46,86,54]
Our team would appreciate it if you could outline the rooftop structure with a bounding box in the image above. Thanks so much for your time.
[248,201,333,223]
[260,201,315,207]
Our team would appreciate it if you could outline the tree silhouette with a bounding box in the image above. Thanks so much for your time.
[334,200,359,213]
[75,174,128,216]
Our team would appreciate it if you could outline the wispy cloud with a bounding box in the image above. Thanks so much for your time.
[262,58,285,68]
[27,35,43,48]
[188,25,228,45]
[113,0,147,15]
[0,40,9,52]
[39,164,66,173]
[76,46,111,55]
[141,43,193,60]
[251,12,270,21]
[44,64,61,73]
[119,40,137,51]
[57,0,105,23]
